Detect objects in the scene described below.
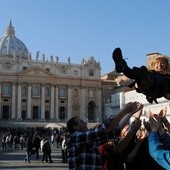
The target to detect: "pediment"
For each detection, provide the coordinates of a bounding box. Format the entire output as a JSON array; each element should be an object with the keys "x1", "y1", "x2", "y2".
[
  {"x1": 84, "y1": 56, "x2": 100, "y2": 67},
  {"x1": 17, "y1": 66, "x2": 56, "y2": 78}
]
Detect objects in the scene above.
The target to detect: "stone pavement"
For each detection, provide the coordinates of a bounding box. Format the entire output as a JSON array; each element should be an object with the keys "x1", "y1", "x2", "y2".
[{"x1": 0, "y1": 146, "x2": 68, "y2": 170}]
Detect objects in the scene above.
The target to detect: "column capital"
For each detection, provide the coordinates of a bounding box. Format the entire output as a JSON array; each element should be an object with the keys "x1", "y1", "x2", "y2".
[
  {"x1": 55, "y1": 84, "x2": 59, "y2": 88},
  {"x1": 50, "y1": 84, "x2": 55, "y2": 87},
  {"x1": 80, "y1": 86, "x2": 86, "y2": 89},
  {"x1": 12, "y1": 82, "x2": 17, "y2": 86},
  {"x1": 17, "y1": 82, "x2": 22, "y2": 86},
  {"x1": 68, "y1": 85, "x2": 73, "y2": 88}
]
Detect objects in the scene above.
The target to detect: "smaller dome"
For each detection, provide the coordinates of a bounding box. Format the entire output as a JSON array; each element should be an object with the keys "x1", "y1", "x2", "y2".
[{"x1": 0, "y1": 20, "x2": 30, "y2": 59}]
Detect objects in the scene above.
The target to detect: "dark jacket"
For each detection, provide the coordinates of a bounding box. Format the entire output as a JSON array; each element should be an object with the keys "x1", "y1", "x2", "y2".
[{"x1": 42, "y1": 140, "x2": 51, "y2": 153}]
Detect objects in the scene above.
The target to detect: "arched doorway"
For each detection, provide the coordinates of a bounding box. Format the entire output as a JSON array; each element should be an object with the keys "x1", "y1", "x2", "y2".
[
  {"x1": 59, "y1": 107, "x2": 66, "y2": 120},
  {"x1": 2, "y1": 105, "x2": 10, "y2": 119},
  {"x1": 88, "y1": 101, "x2": 96, "y2": 122},
  {"x1": 21, "y1": 110, "x2": 26, "y2": 120},
  {"x1": 45, "y1": 111, "x2": 50, "y2": 120},
  {"x1": 33, "y1": 106, "x2": 39, "y2": 120}
]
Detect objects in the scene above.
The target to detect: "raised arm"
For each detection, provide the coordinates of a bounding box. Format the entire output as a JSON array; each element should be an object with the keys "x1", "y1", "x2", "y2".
[
  {"x1": 105, "y1": 102, "x2": 143, "y2": 133},
  {"x1": 119, "y1": 104, "x2": 143, "y2": 131},
  {"x1": 114, "y1": 118, "x2": 141, "y2": 153},
  {"x1": 159, "y1": 107, "x2": 170, "y2": 133},
  {"x1": 148, "y1": 116, "x2": 170, "y2": 169}
]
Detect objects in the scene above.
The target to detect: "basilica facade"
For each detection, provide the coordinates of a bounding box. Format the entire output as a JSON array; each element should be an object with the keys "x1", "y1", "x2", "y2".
[{"x1": 0, "y1": 21, "x2": 102, "y2": 123}]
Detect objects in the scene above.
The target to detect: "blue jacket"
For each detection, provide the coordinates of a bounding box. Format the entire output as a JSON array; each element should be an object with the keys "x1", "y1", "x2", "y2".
[{"x1": 148, "y1": 131, "x2": 170, "y2": 170}]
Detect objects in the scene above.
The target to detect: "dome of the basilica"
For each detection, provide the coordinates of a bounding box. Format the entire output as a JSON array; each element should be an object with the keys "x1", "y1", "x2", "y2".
[{"x1": 0, "y1": 20, "x2": 29, "y2": 59}]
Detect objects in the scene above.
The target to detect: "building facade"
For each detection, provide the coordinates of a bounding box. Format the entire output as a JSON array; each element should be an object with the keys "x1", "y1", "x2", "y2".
[{"x1": 0, "y1": 21, "x2": 102, "y2": 123}]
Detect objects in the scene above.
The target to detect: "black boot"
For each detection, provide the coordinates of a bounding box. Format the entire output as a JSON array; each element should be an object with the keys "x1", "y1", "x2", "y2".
[{"x1": 112, "y1": 48, "x2": 127, "y2": 73}]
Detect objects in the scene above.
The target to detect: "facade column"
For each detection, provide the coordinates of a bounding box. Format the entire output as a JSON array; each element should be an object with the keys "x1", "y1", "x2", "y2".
[
  {"x1": 0, "y1": 82, "x2": 1, "y2": 119},
  {"x1": 17, "y1": 83, "x2": 22, "y2": 120},
  {"x1": 96, "y1": 88, "x2": 102, "y2": 122},
  {"x1": 27, "y1": 83, "x2": 31, "y2": 119},
  {"x1": 50, "y1": 84, "x2": 54, "y2": 119},
  {"x1": 11, "y1": 82, "x2": 16, "y2": 119},
  {"x1": 80, "y1": 87, "x2": 86, "y2": 121},
  {"x1": 55, "y1": 85, "x2": 59, "y2": 120},
  {"x1": 41, "y1": 85, "x2": 45, "y2": 120},
  {"x1": 67, "y1": 85, "x2": 72, "y2": 120}
]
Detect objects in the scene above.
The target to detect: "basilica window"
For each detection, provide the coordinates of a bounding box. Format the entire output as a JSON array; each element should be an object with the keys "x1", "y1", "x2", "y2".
[
  {"x1": 73, "y1": 70, "x2": 78, "y2": 76},
  {"x1": 45, "y1": 87, "x2": 50, "y2": 97},
  {"x1": 89, "y1": 89, "x2": 95, "y2": 98},
  {"x1": 46, "y1": 68, "x2": 50, "y2": 72},
  {"x1": 2, "y1": 84, "x2": 11, "y2": 95},
  {"x1": 59, "y1": 87, "x2": 67, "y2": 98},
  {"x1": 89, "y1": 69, "x2": 94, "y2": 76},
  {"x1": 32, "y1": 86, "x2": 40, "y2": 97},
  {"x1": 22, "y1": 86, "x2": 27, "y2": 96},
  {"x1": 23, "y1": 67, "x2": 27, "y2": 71},
  {"x1": 89, "y1": 90, "x2": 94, "y2": 98}
]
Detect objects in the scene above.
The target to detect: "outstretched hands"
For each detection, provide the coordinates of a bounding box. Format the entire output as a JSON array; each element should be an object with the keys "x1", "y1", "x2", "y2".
[
  {"x1": 122, "y1": 102, "x2": 143, "y2": 116},
  {"x1": 105, "y1": 101, "x2": 143, "y2": 133},
  {"x1": 143, "y1": 115, "x2": 163, "y2": 134},
  {"x1": 144, "y1": 107, "x2": 170, "y2": 134},
  {"x1": 149, "y1": 116, "x2": 161, "y2": 132}
]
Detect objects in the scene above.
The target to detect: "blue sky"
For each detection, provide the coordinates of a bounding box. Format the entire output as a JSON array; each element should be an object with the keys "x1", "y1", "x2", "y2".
[{"x1": 1, "y1": 0, "x2": 170, "y2": 75}]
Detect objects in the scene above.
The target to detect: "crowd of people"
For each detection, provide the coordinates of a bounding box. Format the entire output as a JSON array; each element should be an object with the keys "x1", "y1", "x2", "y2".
[
  {"x1": 66, "y1": 102, "x2": 170, "y2": 170},
  {"x1": 0, "y1": 126, "x2": 68, "y2": 163},
  {"x1": 1, "y1": 104, "x2": 169, "y2": 169}
]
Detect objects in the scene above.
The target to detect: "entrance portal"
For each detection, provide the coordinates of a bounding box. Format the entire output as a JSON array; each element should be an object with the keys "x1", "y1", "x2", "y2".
[
  {"x1": 2, "y1": 105, "x2": 10, "y2": 119},
  {"x1": 33, "y1": 106, "x2": 39, "y2": 119}
]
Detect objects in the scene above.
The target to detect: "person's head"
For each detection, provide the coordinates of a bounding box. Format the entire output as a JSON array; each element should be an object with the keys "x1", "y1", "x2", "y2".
[
  {"x1": 67, "y1": 117, "x2": 88, "y2": 134},
  {"x1": 150, "y1": 56, "x2": 169, "y2": 73}
]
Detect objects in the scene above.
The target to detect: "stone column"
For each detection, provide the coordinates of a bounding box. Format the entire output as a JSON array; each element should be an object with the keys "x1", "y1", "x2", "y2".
[
  {"x1": 50, "y1": 85, "x2": 54, "y2": 120},
  {"x1": 27, "y1": 83, "x2": 32, "y2": 119},
  {"x1": 96, "y1": 88, "x2": 102, "y2": 122},
  {"x1": 41, "y1": 85, "x2": 45, "y2": 120},
  {"x1": 11, "y1": 82, "x2": 16, "y2": 119},
  {"x1": 55, "y1": 85, "x2": 59, "y2": 120},
  {"x1": 67, "y1": 85, "x2": 72, "y2": 120},
  {"x1": 17, "y1": 83, "x2": 22, "y2": 120},
  {"x1": 80, "y1": 87, "x2": 86, "y2": 120}
]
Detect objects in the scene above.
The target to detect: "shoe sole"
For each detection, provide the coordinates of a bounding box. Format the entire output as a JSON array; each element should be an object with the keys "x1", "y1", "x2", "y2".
[{"x1": 112, "y1": 48, "x2": 123, "y2": 73}]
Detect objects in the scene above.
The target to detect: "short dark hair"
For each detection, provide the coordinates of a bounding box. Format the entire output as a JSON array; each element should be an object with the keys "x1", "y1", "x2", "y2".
[{"x1": 67, "y1": 117, "x2": 78, "y2": 134}]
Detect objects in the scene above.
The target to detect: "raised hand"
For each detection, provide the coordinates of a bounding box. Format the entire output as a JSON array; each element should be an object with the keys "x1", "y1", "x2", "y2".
[
  {"x1": 105, "y1": 101, "x2": 143, "y2": 133},
  {"x1": 159, "y1": 107, "x2": 167, "y2": 118},
  {"x1": 122, "y1": 102, "x2": 143, "y2": 116},
  {"x1": 143, "y1": 119, "x2": 151, "y2": 132},
  {"x1": 149, "y1": 116, "x2": 161, "y2": 132}
]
